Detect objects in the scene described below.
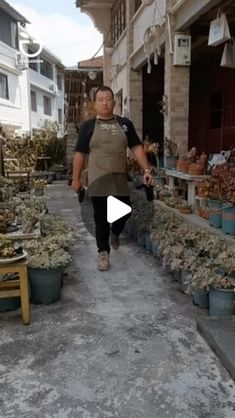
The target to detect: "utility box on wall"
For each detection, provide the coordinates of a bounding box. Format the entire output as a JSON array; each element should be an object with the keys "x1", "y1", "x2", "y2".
[{"x1": 173, "y1": 34, "x2": 191, "y2": 66}]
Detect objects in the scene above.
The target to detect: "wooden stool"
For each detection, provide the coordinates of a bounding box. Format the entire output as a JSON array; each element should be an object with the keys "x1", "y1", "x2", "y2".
[{"x1": 0, "y1": 261, "x2": 30, "y2": 325}]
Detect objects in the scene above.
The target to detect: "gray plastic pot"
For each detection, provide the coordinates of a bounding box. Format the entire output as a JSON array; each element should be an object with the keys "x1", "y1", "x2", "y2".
[
  {"x1": 137, "y1": 231, "x2": 146, "y2": 247},
  {"x1": 152, "y1": 240, "x2": 159, "y2": 257},
  {"x1": 209, "y1": 288, "x2": 235, "y2": 316},
  {"x1": 145, "y1": 232, "x2": 153, "y2": 253},
  {"x1": 193, "y1": 289, "x2": 209, "y2": 309}
]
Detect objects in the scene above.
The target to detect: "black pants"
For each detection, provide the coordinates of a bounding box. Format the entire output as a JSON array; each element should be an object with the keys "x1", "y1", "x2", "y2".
[{"x1": 91, "y1": 196, "x2": 131, "y2": 253}]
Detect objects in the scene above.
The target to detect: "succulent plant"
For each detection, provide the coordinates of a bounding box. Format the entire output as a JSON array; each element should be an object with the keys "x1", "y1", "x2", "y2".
[{"x1": 131, "y1": 189, "x2": 235, "y2": 292}]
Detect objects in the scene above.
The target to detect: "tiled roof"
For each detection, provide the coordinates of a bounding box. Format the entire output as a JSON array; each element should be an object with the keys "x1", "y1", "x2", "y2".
[{"x1": 78, "y1": 56, "x2": 103, "y2": 68}]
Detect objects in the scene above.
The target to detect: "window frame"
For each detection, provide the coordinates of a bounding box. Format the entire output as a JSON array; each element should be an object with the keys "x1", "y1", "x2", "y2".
[
  {"x1": 43, "y1": 95, "x2": 52, "y2": 116},
  {"x1": 58, "y1": 108, "x2": 63, "y2": 124},
  {"x1": 111, "y1": 0, "x2": 126, "y2": 45},
  {"x1": 40, "y1": 59, "x2": 53, "y2": 80},
  {"x1": 30, "y1": 90, "x2": 37, "y2": 112},
  {"x1": 57, "y1": 73, "x2": 63, "y2": 91},
  {"x1": 0, "y1": 72, "x2": 9, "y2": 100}
]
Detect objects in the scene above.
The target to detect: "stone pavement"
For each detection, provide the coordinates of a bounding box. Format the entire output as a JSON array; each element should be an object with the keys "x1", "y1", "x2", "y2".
[
  {"x1": 197, "y1": 317, "x2": 235, "y2": 383},
  {"x1": 0, "y1": 182, "x2": 235, "y2": 418}
]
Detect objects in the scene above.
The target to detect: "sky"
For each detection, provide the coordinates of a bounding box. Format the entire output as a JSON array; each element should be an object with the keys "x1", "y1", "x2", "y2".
[{"x1": 11, "y1": 0, "x2": 103, "y2": 66}]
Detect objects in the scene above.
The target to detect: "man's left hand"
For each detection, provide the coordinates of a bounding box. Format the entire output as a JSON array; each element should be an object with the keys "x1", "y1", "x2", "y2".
[{"x1": 143, "y1": 172, "x2": 155, "y2": 186}]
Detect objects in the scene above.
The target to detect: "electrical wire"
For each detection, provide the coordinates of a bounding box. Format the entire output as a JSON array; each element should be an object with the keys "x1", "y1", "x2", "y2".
[{"x1": 0, "y1": 2, "x2": 166, "y2": 68}]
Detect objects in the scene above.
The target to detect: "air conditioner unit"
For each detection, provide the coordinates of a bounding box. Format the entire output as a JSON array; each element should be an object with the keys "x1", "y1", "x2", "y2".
[
  {"x1": 49, "y1": 84, "x2": 58, "y2": 94},
  {"x1": 15, "y1": 53, "x2": 28, "y2": 71},
  {"x1": 173, "y1": 34, "x2": 191, "y2": 66}
]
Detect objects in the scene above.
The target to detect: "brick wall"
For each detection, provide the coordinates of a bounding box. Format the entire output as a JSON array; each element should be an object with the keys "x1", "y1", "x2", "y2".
[
  {"x1": 66, "y1": 123, "x2": 77, "y2": 164},
  {"x1": 126, "y1": 0, "x2": 143, "y2": 140},
  {"x1": 164, "y1": 22, "x2": 190, "y2": 156}
]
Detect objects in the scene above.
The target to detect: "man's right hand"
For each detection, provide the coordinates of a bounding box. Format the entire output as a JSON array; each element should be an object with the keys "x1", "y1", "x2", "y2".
[{"x1": 72, "y1": 179, "x2": 81, "y2": 193}]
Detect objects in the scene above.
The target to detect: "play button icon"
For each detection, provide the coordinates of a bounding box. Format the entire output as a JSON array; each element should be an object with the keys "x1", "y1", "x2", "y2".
[{"x1": 107, "y1": 196, "x2": 132, "y2": 223}]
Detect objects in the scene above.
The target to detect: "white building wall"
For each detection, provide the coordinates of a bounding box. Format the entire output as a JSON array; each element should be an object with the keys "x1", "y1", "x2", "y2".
[
  {"x1": 0, "y1": 40, "x2": 30, "y2": 131},
  {"x1": 132, "y1": 0, "x2": 165, "y2": 54},
  {"x1": 29, "y1": 65, "x2": 64, "y2": 130},
  {"x1": 110, "y1": 34, "x2": 128, "y2": 114}
]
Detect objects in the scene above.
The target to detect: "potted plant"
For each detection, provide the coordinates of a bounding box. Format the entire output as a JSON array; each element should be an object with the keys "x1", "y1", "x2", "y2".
[
  {"x1": 206, "y1": 164, "x2": 235, "y2": 230},
  {"x1": 164, "y1": 137, "x2": 178, "y2": 169},
  {"x1": 221, "y1": 166, "x2": 235, "y2": 235},
  {"x1": 50, "y1": 163, "x2": 64, "y2": 180},
  {"x1": 25, "y1": 237, "x2": 71, "y2": 304},
  {"x1": 21, "y1": 208, "x2": 41, "y2": 234},
  {"x1": 206, "y1": 167, "x2": 225, "y2": 228},
  {"x1": 176, "y1": 147, "x2": 198, "y2": 173},
  {"x1": 33, "y1": 179, "x2": 46, "y2": 196}
]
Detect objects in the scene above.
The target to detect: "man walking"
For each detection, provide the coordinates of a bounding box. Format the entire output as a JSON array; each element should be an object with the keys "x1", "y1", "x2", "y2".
[{"x1": 72, "y1": 86, "x2": 153, "y2": 271}]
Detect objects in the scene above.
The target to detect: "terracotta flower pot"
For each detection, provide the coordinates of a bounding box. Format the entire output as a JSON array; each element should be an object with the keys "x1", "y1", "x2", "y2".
[
  {"x1": 188, "y1": 164, "x2": 204, "y2": 176},
  {"x1": 176, "y1": 160, "x2": 189, "y2": 173},
  {"x1": 179, "y1": 206, "x2": 192, "y2": 214}
]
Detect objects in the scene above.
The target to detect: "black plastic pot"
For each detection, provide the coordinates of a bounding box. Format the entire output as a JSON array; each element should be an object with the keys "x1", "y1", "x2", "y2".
[{"x1": 29, "y1": 267, "x2": 62, "y2": 305}]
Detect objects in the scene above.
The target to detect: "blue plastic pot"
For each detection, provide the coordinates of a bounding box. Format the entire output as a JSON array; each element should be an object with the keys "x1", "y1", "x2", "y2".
[
  {"x1": 0, "y1": 297, "x2": 20, "y2": 312},
  {"x1": 209, "y1": 199, "x2": 222, "y2": 228},
  {"x1": 193, "y1": 289, "x2": 209, "y2": 309},
  {"x1": 222, "y1": 206, "x2": 235, "y2": 236},
  {"x1": 209, "y1": 288, "x2": 235, "y2": 316}
]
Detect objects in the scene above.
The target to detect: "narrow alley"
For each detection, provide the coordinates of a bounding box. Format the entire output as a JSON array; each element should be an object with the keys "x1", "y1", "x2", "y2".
[{"x1": 1, "y1": 182, "x2": 235, "y2": 418}]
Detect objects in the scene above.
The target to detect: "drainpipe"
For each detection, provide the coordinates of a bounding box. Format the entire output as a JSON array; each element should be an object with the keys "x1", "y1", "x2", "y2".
[{"x1": 166, "y1": 13, "x2": 173, "y2": 54}]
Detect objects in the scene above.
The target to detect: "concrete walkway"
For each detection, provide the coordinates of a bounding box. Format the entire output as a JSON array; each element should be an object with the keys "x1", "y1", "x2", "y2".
[{"x1": 0, "y1": 182, "x2": 235, "y2": 418}]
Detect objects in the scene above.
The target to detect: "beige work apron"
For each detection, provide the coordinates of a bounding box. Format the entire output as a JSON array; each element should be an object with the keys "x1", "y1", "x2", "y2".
[{"x1": 87, "y1": 118, "x2": 130, "y2": 197}]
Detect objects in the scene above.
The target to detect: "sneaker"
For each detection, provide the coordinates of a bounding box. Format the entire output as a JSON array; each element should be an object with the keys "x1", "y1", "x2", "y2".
[
  {"x1": 110, "y1": 232, "x2": 120, "y2": 250},
  {"x1": 97, "y1": 251, "x2": 110, "y2": 271}
]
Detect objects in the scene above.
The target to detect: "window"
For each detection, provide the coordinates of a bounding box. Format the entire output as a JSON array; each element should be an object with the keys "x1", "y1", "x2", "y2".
[
  {"x1": 43, "y1": 96, "x2": 52, "y2": 115},
  {"x1": 0, "y1": 73, "x2": 9, "y2": 100},
  {"x1": 40, "y1": 59, "x2": 53, "y2": 80},
  {"x1": 58, "y1": 108, "x2": 63, "y2": 124},
  {"x1": 10, "y1": 22, "x2": 17, "y2": 49},
  {"x1": 57, "y1": 73, "x2": 63, "y2": 91},
  {"x1": 111, "y1": 0, "x2": 126, "y2": 45},
  {"x1": 28, "y1": 51, "x2": 38, "y2": 72},
  {"x1": 0, "y1": 11, "x2": 18, "y2": 49},
  {"x1": 210, "y1": 91, "x2": 223, "y2": 129},
  {"x1": 31, "y1": 90, "x2": 37, "y2": 112}
]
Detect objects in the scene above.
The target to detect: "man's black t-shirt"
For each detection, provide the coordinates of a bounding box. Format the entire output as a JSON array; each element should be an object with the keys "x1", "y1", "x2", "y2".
[{"x1": 74, "y1": 115, "x2": 141, "y2": 153}]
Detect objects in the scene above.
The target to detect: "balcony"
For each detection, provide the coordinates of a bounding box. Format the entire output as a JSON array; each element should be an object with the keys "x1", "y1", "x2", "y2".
[{"x1": 76, "y1": 0, "x2": 114, "y2": 33}]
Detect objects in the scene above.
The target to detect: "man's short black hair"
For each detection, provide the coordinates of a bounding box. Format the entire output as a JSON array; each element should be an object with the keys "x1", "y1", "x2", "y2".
[{"x1": 95, "y1": 85, "x2": 114, "y2": 100}]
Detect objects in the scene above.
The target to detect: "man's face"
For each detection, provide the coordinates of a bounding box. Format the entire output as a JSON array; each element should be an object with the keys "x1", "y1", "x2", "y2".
[{"x1": 95, "y1": 90, "x2": 115, "y2": 118}]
